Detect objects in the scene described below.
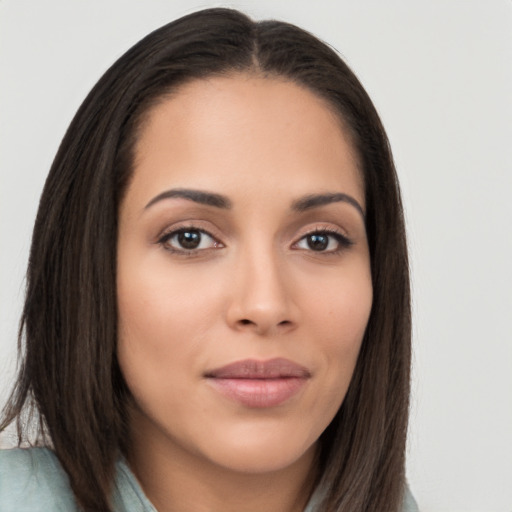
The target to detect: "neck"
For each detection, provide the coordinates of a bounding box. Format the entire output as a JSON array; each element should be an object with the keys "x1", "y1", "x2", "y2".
[{"x1": 126, "y1": 417, "x2": 318, "y2": 512}]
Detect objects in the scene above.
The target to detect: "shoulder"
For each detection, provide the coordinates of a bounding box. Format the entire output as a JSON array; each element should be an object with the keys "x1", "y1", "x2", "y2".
[
  {"x1": 402, "y1": 483, "x2": 420, "y2": 512},
  {"x1": 0, "y1": 447, "x2": 79, "y2": 512},
  {"x1": 305, "y1": 481, "x2": 419, "y2": 512}
]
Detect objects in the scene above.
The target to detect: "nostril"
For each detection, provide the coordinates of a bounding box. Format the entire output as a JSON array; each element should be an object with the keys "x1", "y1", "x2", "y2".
[
  {"x1": 234, "y1": 317, "x2": 294, "y2": 332},
  {"x1": 238, "y1": 319, "x2": 291, "y2": 327}
]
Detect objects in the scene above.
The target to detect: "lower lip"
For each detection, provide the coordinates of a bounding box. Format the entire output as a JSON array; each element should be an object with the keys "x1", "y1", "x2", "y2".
[{"x1": 207, "y1": 377, "x2": 307, "y2": 408}]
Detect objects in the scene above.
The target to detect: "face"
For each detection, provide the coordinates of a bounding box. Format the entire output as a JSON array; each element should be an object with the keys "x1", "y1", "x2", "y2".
[{"x1": 117, "y1": 74, "x2": 372, "y2": 476}]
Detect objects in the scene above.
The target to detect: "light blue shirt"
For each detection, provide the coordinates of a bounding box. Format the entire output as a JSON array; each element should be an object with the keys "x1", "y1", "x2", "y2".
[{"x1": 0, "y1": 447, "x2": 418, "y2": 511}]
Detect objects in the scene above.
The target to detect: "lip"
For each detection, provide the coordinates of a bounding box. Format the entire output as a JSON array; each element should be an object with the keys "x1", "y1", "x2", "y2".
[{"x1": 204, "y1": 358, "x2": 310, "y2": 408}]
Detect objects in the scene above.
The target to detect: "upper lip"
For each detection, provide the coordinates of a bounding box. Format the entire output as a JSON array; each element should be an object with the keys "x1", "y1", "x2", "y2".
[{"x1": 205, "y1": 358, "x2": 311, "y2": 379}]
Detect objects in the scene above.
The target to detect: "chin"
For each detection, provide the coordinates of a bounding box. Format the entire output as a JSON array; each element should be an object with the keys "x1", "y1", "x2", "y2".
[{"x1": 195, "y1": 422, "x2": 319, "y2": 475}]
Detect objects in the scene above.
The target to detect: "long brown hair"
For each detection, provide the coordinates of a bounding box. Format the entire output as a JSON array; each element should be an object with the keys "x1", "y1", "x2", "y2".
[{"x1": 1, "y1": 8, "x2": 411, "y2": 511}]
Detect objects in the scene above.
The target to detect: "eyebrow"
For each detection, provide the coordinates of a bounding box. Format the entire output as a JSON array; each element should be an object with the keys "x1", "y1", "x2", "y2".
[
  {"x1": 292, "y1": 193, "x2": 365, "y2": 219},
  {"x1": 145, "y1": 188, "x2": 232, "y2": 210},
  {"x1": 144, "y1": 188, "x2": 364, "y2": 219}
]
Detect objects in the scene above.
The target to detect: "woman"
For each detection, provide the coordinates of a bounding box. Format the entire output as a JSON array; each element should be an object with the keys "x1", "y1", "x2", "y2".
[{"x1": 0, "y1": 8, "x2": 416, "y2": 512}]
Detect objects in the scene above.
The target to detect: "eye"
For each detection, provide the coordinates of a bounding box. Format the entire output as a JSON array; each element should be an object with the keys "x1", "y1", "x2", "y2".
[
  {"x1": 294, "y1": 230, "x2": 352, "y2": 253},
  {"x1": 158, "y1": 228, "x2": 221, "y2": 252}
]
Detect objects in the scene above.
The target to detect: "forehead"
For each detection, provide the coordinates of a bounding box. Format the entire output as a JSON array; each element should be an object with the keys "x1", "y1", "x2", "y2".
[{"x1": 128, "y1": 74, "x2": 364, "y2": 209}]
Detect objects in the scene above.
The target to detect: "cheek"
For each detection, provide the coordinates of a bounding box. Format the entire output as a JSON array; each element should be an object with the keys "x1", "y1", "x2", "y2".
[
  {"x1": 303, "y1": 265, "x2": 372, "y2": 404},
  {"x1": 115, "y1": 253, "x2": 235, "y2": 413},
  {"x1": 304, "y1": 261, "x2": 372, "y2": 345},
  {"x1": 116, "y1": 259, "x2": 203, "y2": 398},
  {"x1": 117, "y1": 255, "x2": 221, "y2": 346},
  {"x1": 116, "y1": 286, "x2": 202, "y2": 434}
]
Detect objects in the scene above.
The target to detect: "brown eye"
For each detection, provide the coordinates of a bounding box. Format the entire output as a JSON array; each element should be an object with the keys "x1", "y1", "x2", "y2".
[
  {"x1": 306, "y1": 234, "x2": 329, "y2": 251},
  {"x1": 159, "y1": 228, "x2": 220, "y2": 252},
  {"x1": 295, "y1": 230, "x2": 353, "y2": 253},
  {"x1": 177, "y1": 230, "x2": 202, "y2": 249}
]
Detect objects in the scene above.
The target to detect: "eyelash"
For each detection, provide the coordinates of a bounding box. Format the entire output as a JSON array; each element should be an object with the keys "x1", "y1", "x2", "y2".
[
  {"x1": 156, "y1": 226, "x2": 353, "y2": 256},
  {"x1": 157, "y1": 227, "x2": 222, "y2": 256},
  {"x1": 293, "y1": 228, "x2": 353, "y2": 255}
]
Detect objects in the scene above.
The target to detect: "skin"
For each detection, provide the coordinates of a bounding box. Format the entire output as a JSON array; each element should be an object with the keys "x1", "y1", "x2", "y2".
[{"x1": 117, "y1": 74, "x2": 373, "y2": 512}]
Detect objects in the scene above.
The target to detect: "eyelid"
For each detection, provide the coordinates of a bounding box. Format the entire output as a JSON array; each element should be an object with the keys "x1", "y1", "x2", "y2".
[
  {"x1": 156, "y1": 223, "x2": 224, "y2": 255},
  {"x1": 291, "y1": 224, "x2": 354, "y2": 253},
  {"x1": 154, "y1": 218, "x2": 223, "y2": 243}
]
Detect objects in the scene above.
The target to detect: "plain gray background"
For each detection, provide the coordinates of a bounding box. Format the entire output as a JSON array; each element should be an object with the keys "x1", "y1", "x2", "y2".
[{"x1": 1, "y1": 1, "x2": 511, "y2": 511}]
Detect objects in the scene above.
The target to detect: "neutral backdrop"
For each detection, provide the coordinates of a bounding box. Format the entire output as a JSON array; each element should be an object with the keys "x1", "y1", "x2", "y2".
[{"x1": 1, "y1": 1, "x2": 511, "y2": 511}]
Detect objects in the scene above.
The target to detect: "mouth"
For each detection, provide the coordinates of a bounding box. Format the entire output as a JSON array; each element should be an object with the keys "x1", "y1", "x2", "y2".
[{"x1": 204, "y1": 358, "x2": 310, "y2": 408}]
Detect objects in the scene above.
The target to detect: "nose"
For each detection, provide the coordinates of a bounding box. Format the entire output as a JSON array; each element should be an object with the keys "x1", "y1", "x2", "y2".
[{"x1": 225, "y1": 246, "x2": 297, "y2": 336}]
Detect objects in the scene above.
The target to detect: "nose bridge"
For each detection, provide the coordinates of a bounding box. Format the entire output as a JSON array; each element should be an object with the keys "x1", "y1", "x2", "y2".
[{"x1": 227, "y1": 236, "x2": 294, "y2": 333}]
